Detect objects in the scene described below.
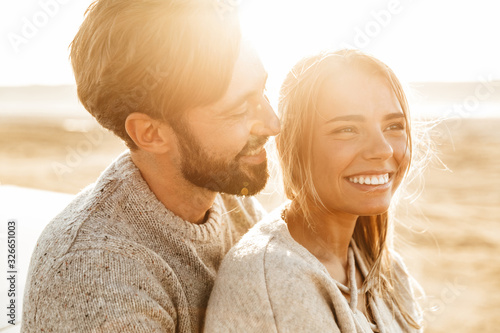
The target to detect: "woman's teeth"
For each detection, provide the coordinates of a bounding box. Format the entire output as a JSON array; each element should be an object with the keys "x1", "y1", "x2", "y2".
[{"x1": 348, "y1": 174, "x2": 389, "y2": 185}]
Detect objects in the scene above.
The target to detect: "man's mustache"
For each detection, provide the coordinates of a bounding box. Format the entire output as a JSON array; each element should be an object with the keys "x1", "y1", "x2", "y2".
[{"x1": 237, "y1": 136, "x2": 269, "y2": 157}]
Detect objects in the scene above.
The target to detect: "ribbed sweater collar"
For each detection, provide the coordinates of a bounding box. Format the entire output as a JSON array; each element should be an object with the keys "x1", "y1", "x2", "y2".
[{"x1": 95, "y1": 150, "x2": 224, "y2": 242}]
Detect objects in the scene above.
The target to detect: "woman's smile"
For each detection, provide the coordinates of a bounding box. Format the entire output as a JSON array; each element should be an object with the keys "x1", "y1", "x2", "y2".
[{"x1": 345, "y1": 172, "x2": 394, "y2": 193}]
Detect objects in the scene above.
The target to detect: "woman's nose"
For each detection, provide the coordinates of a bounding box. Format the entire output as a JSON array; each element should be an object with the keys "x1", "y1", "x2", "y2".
[{"x1": 362, "y1": 130, "x2": 393, "y2": 161}]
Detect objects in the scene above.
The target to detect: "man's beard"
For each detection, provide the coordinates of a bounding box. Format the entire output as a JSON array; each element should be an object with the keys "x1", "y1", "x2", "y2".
[{"x1": 173, "y1": 124, "x2": 269, "y2": 196}]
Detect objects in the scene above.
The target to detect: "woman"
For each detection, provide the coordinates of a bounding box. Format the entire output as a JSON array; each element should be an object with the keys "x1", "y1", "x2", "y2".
[{"x1": 204, "y1": 50, "x2": 424, "y2": 332}]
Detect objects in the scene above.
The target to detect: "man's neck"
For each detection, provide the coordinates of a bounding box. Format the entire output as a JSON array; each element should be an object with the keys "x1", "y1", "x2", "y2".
[{"x1": 131, "y1": 151, "x2": 217, "y2": 224}]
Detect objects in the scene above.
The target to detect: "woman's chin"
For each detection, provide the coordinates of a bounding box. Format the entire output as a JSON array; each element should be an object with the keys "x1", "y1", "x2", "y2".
[{"x1": 352, "y1": 203, "x2": 391, "y2": 217}]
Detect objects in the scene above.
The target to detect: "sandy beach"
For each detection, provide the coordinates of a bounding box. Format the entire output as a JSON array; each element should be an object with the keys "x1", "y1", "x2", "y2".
[{"x1": 1, "y1": 115, "x2": 499, "y2": 332}]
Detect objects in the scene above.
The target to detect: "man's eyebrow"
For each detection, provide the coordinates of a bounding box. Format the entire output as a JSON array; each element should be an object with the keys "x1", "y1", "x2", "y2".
[
  {"x1": 325, "y1": 112, "x2": 404, "y2": 124},
  {"x1": 221, "y1": 73, "x2": 268, "y2": 114}
]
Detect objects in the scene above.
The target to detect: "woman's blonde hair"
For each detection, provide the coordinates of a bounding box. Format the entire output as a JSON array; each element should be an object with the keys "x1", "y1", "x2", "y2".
[
  {"x1": 70, "y1": 0, "x2": 241, "y2": 149},
  {"x1": 277, "y1": 49, "x2": 421, "y2": 329}
]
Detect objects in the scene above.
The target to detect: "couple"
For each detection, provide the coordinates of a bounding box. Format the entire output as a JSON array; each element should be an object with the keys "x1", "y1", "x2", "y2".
[{"x1": 22, "y1": 0, "x2": 423, "y2": 332}]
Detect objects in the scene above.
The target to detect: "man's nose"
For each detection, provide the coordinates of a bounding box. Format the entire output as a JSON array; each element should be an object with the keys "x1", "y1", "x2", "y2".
[{"x1": 249, "y1": 98, "x2": 280, "y2": 137}]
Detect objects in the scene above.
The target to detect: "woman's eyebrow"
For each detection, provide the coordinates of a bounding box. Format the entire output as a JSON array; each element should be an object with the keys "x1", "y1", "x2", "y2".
[
  {"x1": 383, "y1": 112, "x2": 405, "y2": 120},
  {"x1": 325, "y1": 112, "x2": 404, "y2": 124},
  {"x1": 325, "y1": 115, "x2": 364, "y2": 123}
]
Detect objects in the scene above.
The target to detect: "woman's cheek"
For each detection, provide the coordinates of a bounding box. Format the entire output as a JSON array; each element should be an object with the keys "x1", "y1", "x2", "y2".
[{"x1": 397, "y1": 141, "x2": 411, "y2": 170}]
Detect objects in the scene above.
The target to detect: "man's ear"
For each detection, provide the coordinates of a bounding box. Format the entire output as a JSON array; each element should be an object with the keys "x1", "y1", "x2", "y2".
[{"x1": 125, "y1": 113, "x2": 174, "y2": 154}]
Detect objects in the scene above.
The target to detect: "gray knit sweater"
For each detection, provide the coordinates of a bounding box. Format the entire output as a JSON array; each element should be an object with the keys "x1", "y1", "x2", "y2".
[
  {"x1": 21, "y1": 151, "x2": 265, "y2": 333},
  {"x1": 204, "y1": 206, "x2": 423, "y2": 333}
]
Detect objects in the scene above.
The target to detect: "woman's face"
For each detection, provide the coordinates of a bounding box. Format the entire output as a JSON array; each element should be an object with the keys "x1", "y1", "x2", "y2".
[{"x1": 310, "y1": 68, "x2": 410, "y2": 217}]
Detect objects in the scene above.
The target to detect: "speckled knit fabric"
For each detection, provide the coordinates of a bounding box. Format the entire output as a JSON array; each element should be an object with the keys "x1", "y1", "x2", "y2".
[
  {"x1": 205, "y1": 206, "x2": 423, "y2": 333},
  {"x1": 21, "y1": 151, "x2": 265, "y2": 333}
]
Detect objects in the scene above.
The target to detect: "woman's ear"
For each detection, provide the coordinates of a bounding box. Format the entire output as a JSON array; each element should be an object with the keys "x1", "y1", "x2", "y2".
[{"x1": 125, "y1": 113, "x2": 174, "y2": 154}]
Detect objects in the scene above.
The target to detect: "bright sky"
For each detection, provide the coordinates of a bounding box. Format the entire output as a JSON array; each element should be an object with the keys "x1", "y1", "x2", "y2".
[{"x1": 1, "y1": 0, "x2": 499, "y2": 89}]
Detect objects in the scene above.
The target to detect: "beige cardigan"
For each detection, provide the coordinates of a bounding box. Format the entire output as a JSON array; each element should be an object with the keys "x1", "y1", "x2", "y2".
[{"x1": 205, "y1": 207, "x2": 423, "y2": 332}]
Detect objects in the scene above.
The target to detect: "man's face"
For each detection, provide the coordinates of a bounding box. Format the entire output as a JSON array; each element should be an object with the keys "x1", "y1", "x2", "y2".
[{"x1": 173, "y1": 43, "x2": 280, "y2": 196}]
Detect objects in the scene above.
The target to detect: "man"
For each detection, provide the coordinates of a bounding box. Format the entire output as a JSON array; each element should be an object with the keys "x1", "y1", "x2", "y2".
[{"x1": 21, "y1": 0, "x2": 279, "y2": 331}]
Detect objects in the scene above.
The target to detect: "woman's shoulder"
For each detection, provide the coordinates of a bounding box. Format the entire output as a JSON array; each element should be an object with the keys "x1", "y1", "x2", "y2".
[
  {"x1": 388, "y1": 249, "x2": 425, "y2": 328},
  {"x1": 389, "y1": 249, "x2": 420, "y2": 286},
  {"x1": 205, "y1": 206, "x2": 296, "y2": 332},
  {"x1": 388, "y1": 249, "x2": 420, "y2": 291},
  {"x1": 223, "y1": 205, "x2": 289, "y2": 264},
  {"x1": 206, "y1": 205, "x2": 342, "y2": 332},
  {"x1": 218, "y1": 203, "x2": 320, "y2": 279}
]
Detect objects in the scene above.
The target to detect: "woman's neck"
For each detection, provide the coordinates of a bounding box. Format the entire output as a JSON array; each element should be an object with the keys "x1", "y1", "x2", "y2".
[{"x1": 285, "y1": 201, "x2": 359, "y2": 267}]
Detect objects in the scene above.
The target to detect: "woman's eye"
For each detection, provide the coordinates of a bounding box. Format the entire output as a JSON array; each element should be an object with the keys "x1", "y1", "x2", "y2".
[
  {"x1": 386, "y1": 123, "x2": 405, "y2": 131},
  {"x1": 335, "y1": 127, "x2": 356, "y2": 134}
]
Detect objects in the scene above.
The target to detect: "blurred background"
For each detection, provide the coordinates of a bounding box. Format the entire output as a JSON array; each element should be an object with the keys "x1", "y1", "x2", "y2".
[{"x1": 1, "y1": 0, "x2": 499, "y2": 331}]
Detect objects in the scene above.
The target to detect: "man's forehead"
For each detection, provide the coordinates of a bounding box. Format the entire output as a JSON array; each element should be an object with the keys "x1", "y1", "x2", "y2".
[
  {"x1": 194, "y1": 42, "x2": 267, "y2": 116},
  {"x1": 230, "y1": 42, "x2": 266, "y2": 87}
]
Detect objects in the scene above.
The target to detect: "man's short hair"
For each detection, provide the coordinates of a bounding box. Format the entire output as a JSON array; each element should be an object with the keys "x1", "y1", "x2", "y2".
[{"x1": 70, "y1": 0, "x2": 241, "y2": 149}]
